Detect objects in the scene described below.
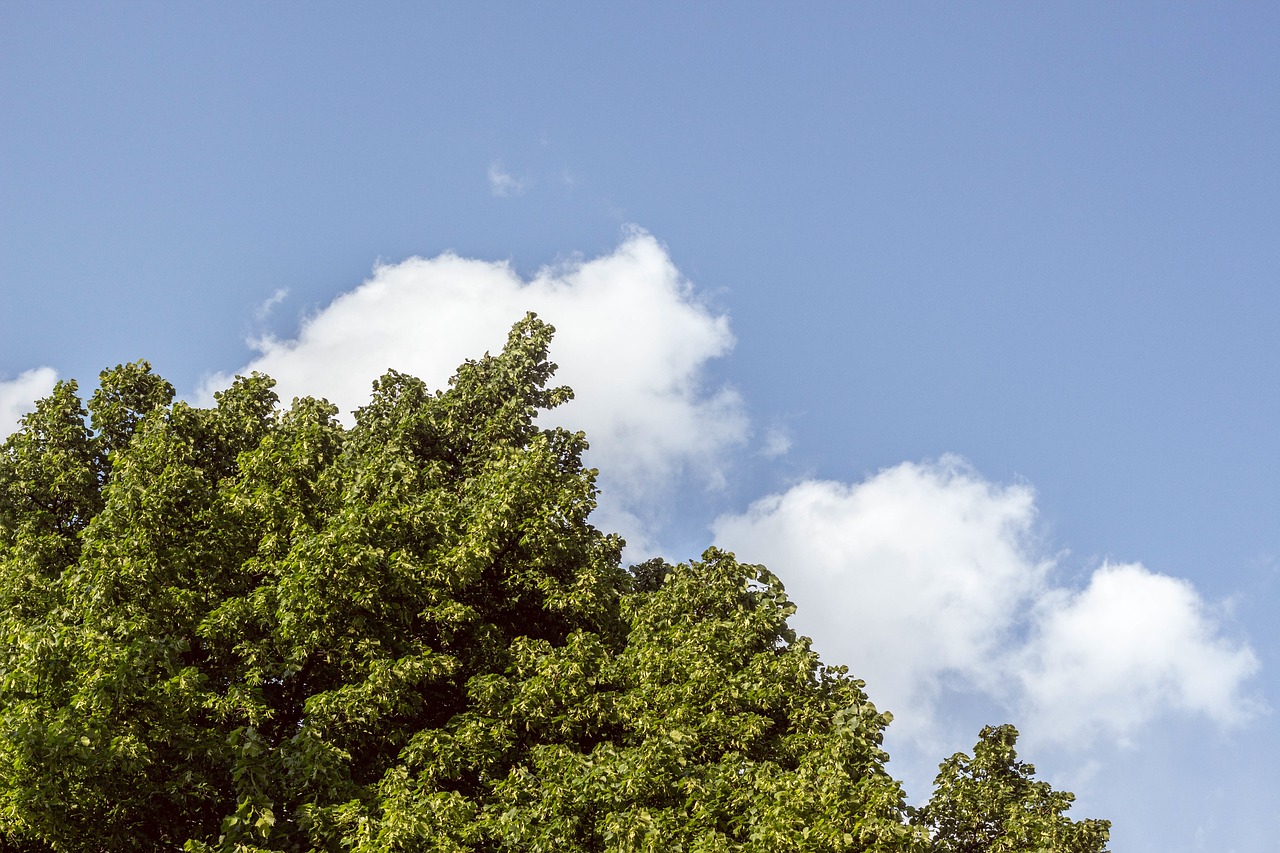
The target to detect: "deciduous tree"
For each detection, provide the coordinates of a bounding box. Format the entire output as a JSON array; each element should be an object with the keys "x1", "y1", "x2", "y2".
[{"x1": 0, "y1": 315, "x2": 941, "y2": 852}]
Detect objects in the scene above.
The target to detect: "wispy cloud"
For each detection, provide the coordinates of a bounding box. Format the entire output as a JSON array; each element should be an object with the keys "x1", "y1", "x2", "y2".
[
  {"x1": 0, "y1": 367, "x2": 59, "y2": 439},
  {"x1": 760, "y1": 425, "x2": 792, "y2": 458},
  {"x1": 253, "y1": 288, "x2": 289, "y2": 323},
  {"x1": 487, "y1": 162, "x2": 528, "y2": 197},
  {"x1": 200, "y1": 230, "x2": 747, "y2": 552}
]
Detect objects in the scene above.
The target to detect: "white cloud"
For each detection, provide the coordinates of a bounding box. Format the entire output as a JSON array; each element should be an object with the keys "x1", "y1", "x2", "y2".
[
  {"x1": 0, "y1": 367, "x2": 59, "y2": 440},
  {"x1": 1015, "y1": 562, "x2": 1261, "y2": 743},
  {"x1": 254, "y1": 288, "x2": 288, "y2": 323},
  {"x1": 712, "y1": 457, "x2": 1261, "y2": 747},
  {"x1": 487, "y1": 162, "x2": 527, "y2": 197},
  {"x1": 199, "y1": 231, "x2": 747, "y2": 552}
]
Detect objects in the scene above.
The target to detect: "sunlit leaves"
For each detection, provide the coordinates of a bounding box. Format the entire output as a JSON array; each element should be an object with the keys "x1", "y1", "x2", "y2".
[{"x1": 913, "y1": 725, "x2": 1110, "y2": 853}]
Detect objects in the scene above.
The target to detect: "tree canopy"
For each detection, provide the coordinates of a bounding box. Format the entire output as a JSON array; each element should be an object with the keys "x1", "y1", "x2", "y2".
[
  {"x1": 911, "y1": 725, "x2": 1110, "y2": 853},
  {"x1": 0, "y1": 314, "x2": 1108, "y2": 851}
]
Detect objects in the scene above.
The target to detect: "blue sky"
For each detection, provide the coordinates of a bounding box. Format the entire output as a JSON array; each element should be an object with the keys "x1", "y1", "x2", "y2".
[{"x1": 3, "y1": 3, "x2": 1278, "y2": 849}]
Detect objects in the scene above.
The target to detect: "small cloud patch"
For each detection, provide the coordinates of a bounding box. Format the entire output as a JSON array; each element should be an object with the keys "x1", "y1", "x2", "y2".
[{"x1": 488, "y1": 162, "x2": 527, "y2": 197}]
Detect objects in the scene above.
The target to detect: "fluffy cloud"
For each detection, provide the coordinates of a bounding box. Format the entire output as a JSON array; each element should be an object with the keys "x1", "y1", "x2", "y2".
[
  {"x1": 712, "y1": 457, "x2": 1260, "y2": 746},
  {"x1": 1016, "y1": 563, "x2": 1261, "y2": 742},
  {"x1": 199, "y1": 231, "x2": 747, "y2": 550},
  {"x1": 713, "y1": 457, "x2": 1047, "y2": 734},
  {"x1": 0, "y1": 367, "x2": 59, "y2": 439}
]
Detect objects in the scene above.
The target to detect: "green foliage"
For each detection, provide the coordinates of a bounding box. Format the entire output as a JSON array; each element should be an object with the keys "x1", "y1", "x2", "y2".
[
  {"x1": 913, "y1": 725, "x2": 1110, "y2": 853},
  {"x1": 434, "y1": 549, "x2": 921, "y2": 853},
  {"x1": 0, "y1": 316, "x2": 1107, "y2": 851}
]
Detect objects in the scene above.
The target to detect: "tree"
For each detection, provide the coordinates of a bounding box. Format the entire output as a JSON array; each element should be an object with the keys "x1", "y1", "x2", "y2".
[
  {"x1": 0, "y1": 315, "x2": 928, "y2": 852},
  {"x1": 913, "y1": 725, "x2": 1110, "y2": 853}
]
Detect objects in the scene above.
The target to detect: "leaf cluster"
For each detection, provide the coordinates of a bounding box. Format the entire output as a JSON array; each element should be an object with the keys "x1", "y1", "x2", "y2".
[{"x1": 911, "y1": 726, "x2": 1109, "y2": 853}]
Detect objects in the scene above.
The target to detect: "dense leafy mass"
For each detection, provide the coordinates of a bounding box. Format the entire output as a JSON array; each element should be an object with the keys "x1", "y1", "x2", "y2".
[
  {"x1": 0, "y1": 315, "x2": 1107, "y2": 851},
  {"x1": 912, "y1": 726, "x2": 1109, "y2": 853}
]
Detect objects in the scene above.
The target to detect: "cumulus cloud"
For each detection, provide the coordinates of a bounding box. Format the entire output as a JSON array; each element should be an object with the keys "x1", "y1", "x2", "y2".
[
  {"x1": 199, "y1": 231, "x2": 747, "y2": 551},
  {"x1": 487, "y1": 162, "x2": 527, "y2": 197},
  {"x1": 1016, "y1": 563, "x2": 1261, "y2": 742},
  {"x1": 0, "y1": 367, "x2": 59, "y2": 440},
  {"x1": 712, "y1": 457, "x2": 1261, "y2": 746}
]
